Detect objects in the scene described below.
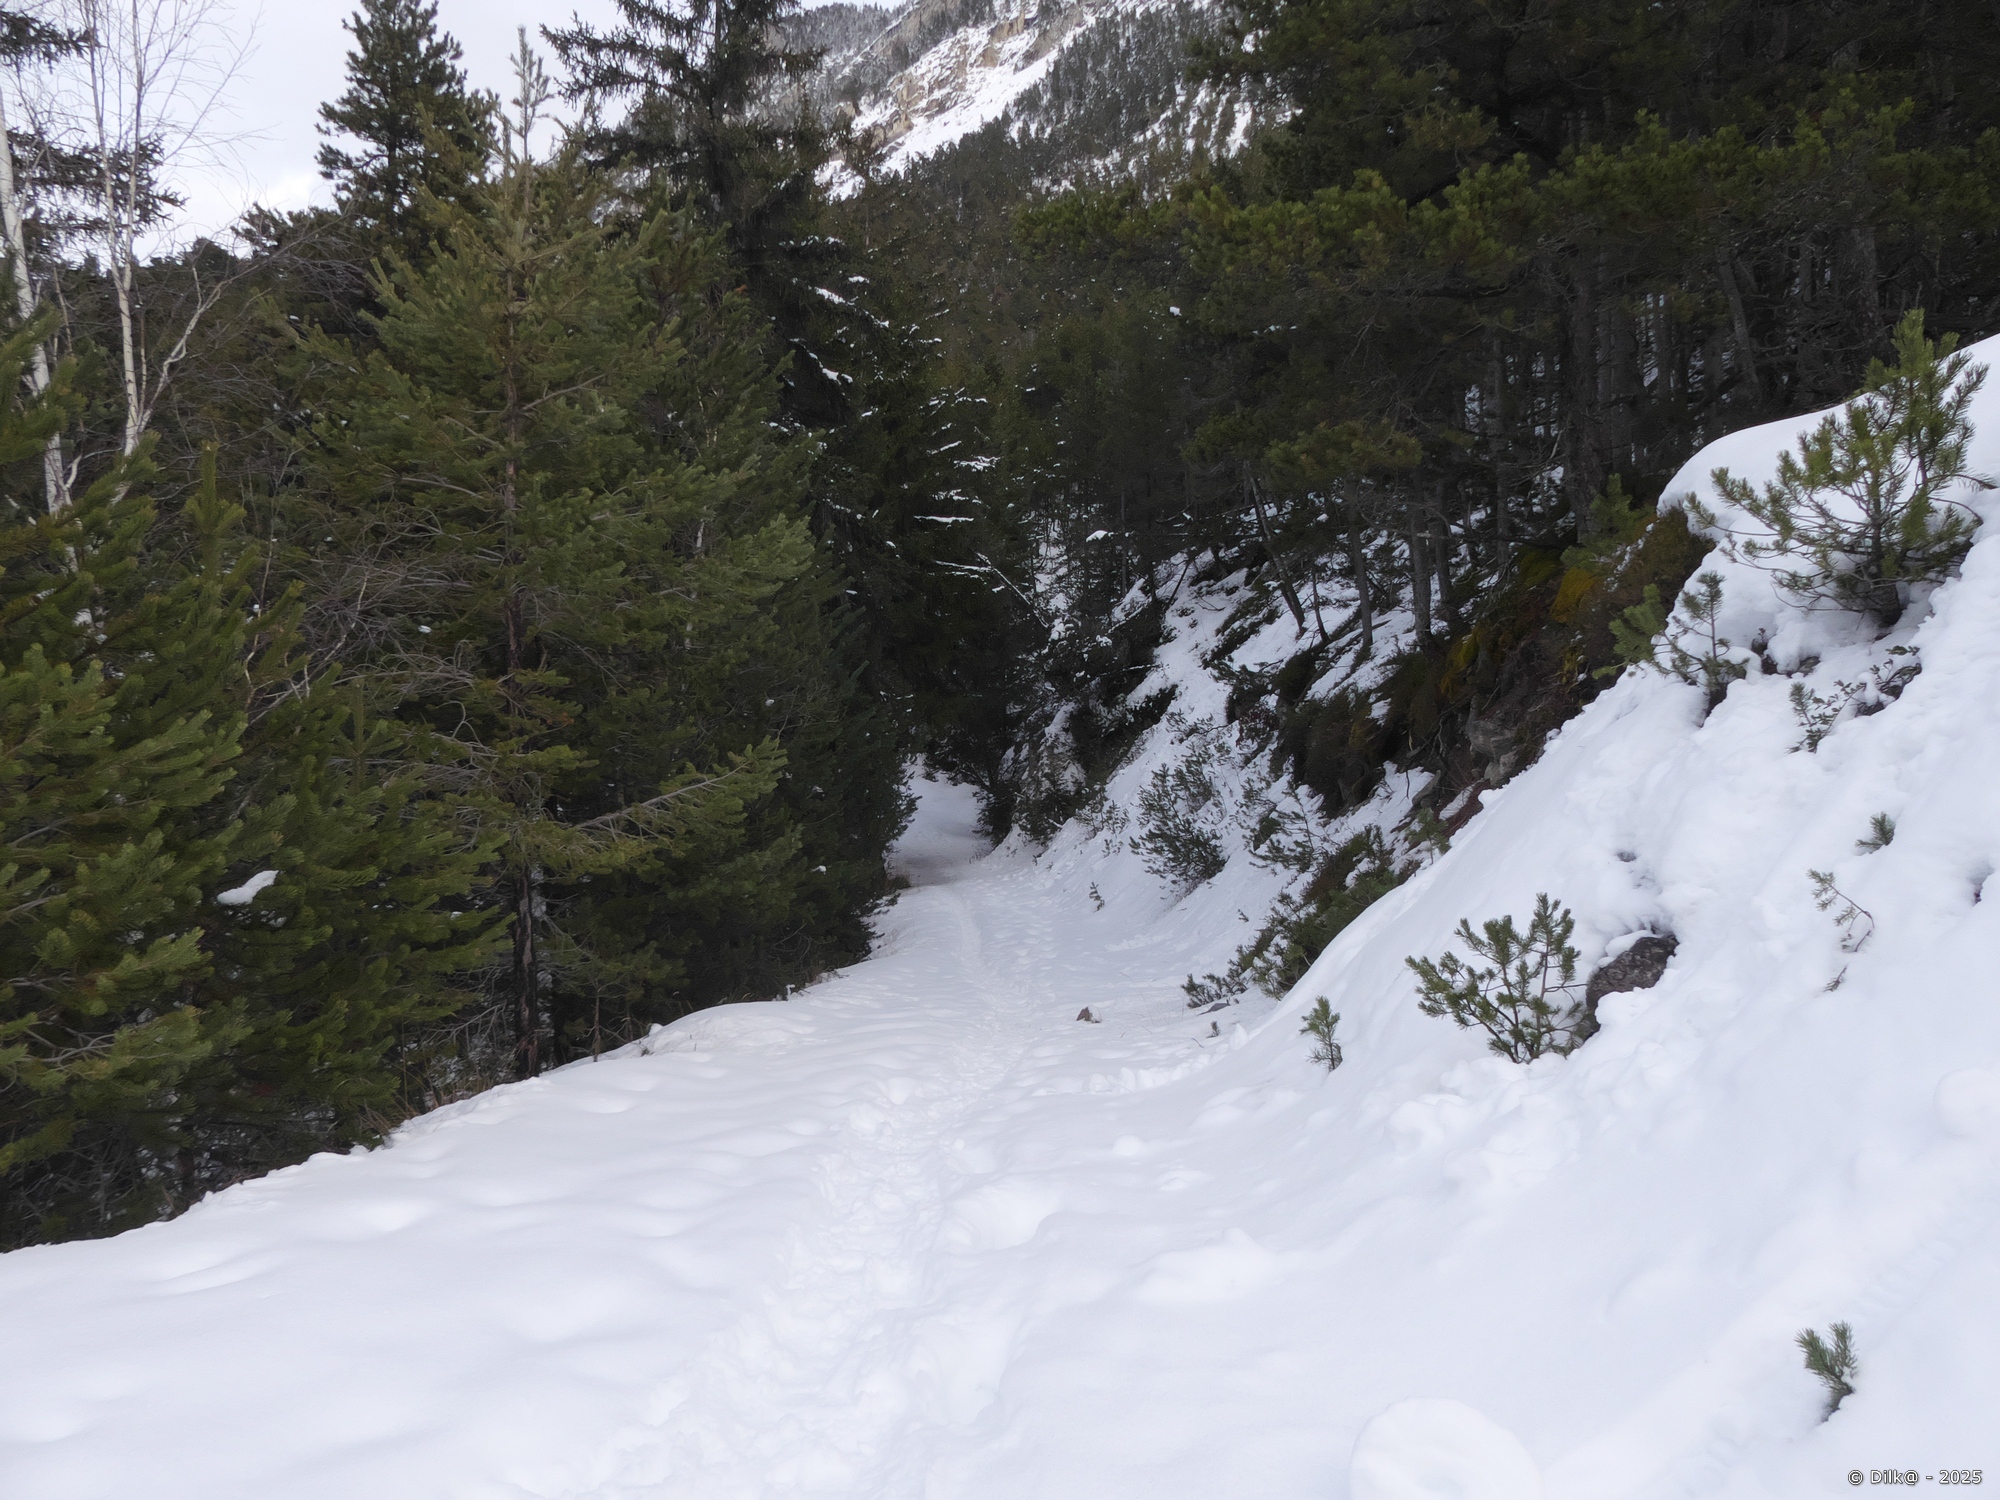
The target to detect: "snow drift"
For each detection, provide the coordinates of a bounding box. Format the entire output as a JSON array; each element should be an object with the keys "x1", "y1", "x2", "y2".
[{"x1": 5, "y1": 343, "x2": 2000, "y2": 1497}]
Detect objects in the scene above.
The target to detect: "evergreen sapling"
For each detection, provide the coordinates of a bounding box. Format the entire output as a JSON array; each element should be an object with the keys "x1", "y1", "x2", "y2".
[
  {"x1": 1797, "y1": 1322, "x2": 1858, "y2": 1416},
  {"x1": 1607, "y1": 571, "x2": 1747, "y2": 711},
  {"x1": 1299, "y1": 998, "x2": 1343, "y2": 1070},
  {"x1": 1704, "y1": 311, "x2": 1991, "y2": 629},
  {"x1": 1406, "y1": 894, "x2": 1585, "y2": 1061}
]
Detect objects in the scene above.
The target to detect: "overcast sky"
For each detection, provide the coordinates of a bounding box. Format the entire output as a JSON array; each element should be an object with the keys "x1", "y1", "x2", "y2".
[{"x1": 175, "y1": 0, "x2": 625, "y2": 241}]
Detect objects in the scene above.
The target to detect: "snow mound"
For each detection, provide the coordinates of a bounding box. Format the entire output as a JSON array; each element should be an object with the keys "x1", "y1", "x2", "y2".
[{"x1": 1349, "y1": 1399, "x2": 1544, "y2": 1500}]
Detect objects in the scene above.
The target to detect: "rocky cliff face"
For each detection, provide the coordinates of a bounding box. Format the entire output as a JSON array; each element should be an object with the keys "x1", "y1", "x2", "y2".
[{"x1": 790, "y1": 0, "x2": 1253, "y2": 186}]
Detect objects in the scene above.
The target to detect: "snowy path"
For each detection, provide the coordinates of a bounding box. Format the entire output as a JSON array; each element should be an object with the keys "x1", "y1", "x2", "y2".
[
  {"x1": 13, "y1": 420, "x2": 2000, "y2": 1497},
  {"x1": 0, "y1": 782, "x2": 1283, "y2": 1500}
]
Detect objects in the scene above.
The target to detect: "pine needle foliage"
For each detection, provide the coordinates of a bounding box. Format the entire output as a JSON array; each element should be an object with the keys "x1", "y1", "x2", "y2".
[
  {"x1": 0, "y1": 324, "x2": 247, "y2": 1244},
  {"x1": 317, "y1": 0, "x2": 495, "y2": 248},
  {"x1": 1797, "y1": 1321, "x2": 1858, "y2": 1417},
  {"x1": 1855, "y1": 813, "x2": 1896, "y2": 852},
  {"x1": 1809, "y1": 870, "x2": 1874, "y2": 952},
  {"x1": 1406, "y1": 894, "x2": 1584, "y2": 1062},
  {"x1": 1608, "y1": 571, "x2": 1747, "y2": 710},
  {"x1": 1708, "y1": 311, "x2": 1991, "y2": 628},
  {"x1": 1299, "y1": 997, "x2": 1343, "y2": 1070},
  {"x1": 296, "y1": 133, "x2": 838, "y2": 1076}
]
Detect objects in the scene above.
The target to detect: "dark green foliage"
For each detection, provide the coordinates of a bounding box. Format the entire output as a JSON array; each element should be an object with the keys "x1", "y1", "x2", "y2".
[
  {"x1": 1797, "y1": 1322, "x2": 1859, "y2": 1417},
  {"x1": 0, "y1": 342, "x2": 270, "y2": 1238},
  {"x1": 317, "y1": 0, "x2": 495, "y2": 250},
  {"x1": 1258, "y1": 828, "x2": 1407, "y2": 995},
  {"x1": 1299, "y1": 997, "x2": 1342, "y2": 1071},
  {"x1": 0, "y1": 305, "x2": 499, "y2": 1242},
  {"x1": 1790, "y1": 682, "x2": 1847, "y2": 753},
  {"x1": 293, "y1": 144, "x2": 845, "y2": 1074},
  {"x1": 1407, "y1": 894, "x2": 1584, "y2": 1062},
  {"x1": 1809, "y1": 870, "x2": 1874, "y2": 953},
  {"x1": 546, "y1": 0, "x2": 824, "y2": 272},
  {"x1": 0, "y1": 347, "x2": 245, "y2": 1240},
  {"x1": 1856, "y1": 813, "x2": 1896, "y2": 852},
  {"x1": 1787, "y1": 648, "x2": 1922, "y2": 752},
  {"x1": 1609, "y1": 572, "x2": 1748, "y2": 712},
  {"x1": 1710, "y1": 313, "x2": 1991, "y2": 628},
  {"x1": 1133, "y1": 718, "x2": 1230, "y2": 890}
]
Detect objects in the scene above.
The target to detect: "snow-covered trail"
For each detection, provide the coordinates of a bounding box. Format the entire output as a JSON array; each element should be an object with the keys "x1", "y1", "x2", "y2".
[
  {"x1": 0, "y1": 782, "x2": 1281, "y2": 1500},
  {"x1": 15, "y1": 363, "x2": 2000, "y2": 1495}
]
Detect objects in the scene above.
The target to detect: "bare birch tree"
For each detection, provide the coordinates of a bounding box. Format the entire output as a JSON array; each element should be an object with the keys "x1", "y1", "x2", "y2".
[
  {"x1": 0, "y1": 10, "x2": 86, "y2": 506},
  {"x1": 4, "y1": 0, "x2": 249, "y2": 481},
  {"x1": 68, "y1": 0, "x2": 246, "y2": 454}
]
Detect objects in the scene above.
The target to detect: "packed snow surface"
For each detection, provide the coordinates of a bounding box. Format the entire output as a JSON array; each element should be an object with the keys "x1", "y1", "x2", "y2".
[{"x1": 9, "y1": 361, "x2": 2000, "y2": 1494}]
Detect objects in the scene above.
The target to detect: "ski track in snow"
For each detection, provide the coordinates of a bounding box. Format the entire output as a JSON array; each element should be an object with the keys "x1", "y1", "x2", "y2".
[{"x1": 11, "y1": 354, "x2": 2000, "y2": 1495}]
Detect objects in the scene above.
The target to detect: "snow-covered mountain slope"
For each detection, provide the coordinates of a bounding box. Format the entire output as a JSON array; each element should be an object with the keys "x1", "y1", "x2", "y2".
[
  {"x1": 810, "y1": 0, "x2": 1245, "y2": 183},
  {"x1": 7, "y1": 354, "x2": 2000, "y2": 1495}
]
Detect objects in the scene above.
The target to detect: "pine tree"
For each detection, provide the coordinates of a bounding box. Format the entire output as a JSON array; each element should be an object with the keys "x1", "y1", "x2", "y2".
[
  {"x1": 1798, "y1": 1321, "x2": 1859, "y2": 1416},
  {"x1": 317, "y1": 0, "x2": 494, "y2": 253},
  {"x1": 1407, "y1": 895, "x2": 1585, "y2": 1062},
  {"x1": 1709, "y1": 311, "x2": 1991, "y2": 628},
  {"x1": 156, "y1": 453, "x2": 502, "y2": 1187},
  {"x1": 545, "y1": 0, "x2": 824, "y2": 272},
  {"x1": 296, "y1": 104, "x2": 822, "y2": 1074},
  {"x1": 0, "y1": 320, "x2": 248, "y2": 1245}
]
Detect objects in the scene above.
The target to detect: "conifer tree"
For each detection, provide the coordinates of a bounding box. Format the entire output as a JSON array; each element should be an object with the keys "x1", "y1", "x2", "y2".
[
  {"x1": 0, "y1": 319, "x2": 247, "y2": 1245},
  {"x1": 545, "y1": 0, "x2": 823, "y2": 273},
  {"x1": 296, "y1": 93, "x2": 822, "y2": 1074},
  {"x1": 317, "y1": 0, "x2": 495, "y2": 253},
  {"x1": 159, "y1": 453, "x2": 501, "y2": 1185},
  {"x1": 1709, "y1": 312, "x2": 1991, "y2": 628}
]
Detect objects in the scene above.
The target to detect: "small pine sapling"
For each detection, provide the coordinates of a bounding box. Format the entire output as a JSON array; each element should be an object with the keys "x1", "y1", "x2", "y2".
[
  {"x1": 1809, "y1": 870, "x2": 1875, "y2": 952},
  {"x1": 1788, "y1": 650, "x2": 1924, "y2": 751},
  {"x1": 1855, "y1": 813, "x2": 1896, "y2": 852},
  {"x1": 1133, "y1": 720, "x2": 1231, "y2": 889},
  {"x1": 1184, "y1": 967, "x2": 1250, "y2": 1009},
  {"x1": 1705, "y1": 311, "x2": 1991, "y2": 628},
  {"x1": 1606, "y1": 573, "x2": 1747, "y2": 711},
  {"x1": 1789, "y1": 681, "x2": 1850, "y2": 752},
  {"x1": 1797, "y1": 1322, "x2": 1858, "y2": 1416},
  {"x1": 1299, "y1": 998, "x2": 1344, "y2": 1070},
  {"x1": 1405, "y1": 894, "x2": 1585, "y2": 1061}
]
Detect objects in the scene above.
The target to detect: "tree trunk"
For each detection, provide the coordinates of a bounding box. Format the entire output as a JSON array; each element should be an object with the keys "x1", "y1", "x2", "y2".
[
  {"x1": 1716, "y1": 250, "x2": 1762, "y2": 408},
  {"x1": 1434, "y1": 496, "x2": 1461, "y2": 637},
  {"x1": 1348, "y1": 507, "x2": 1374, "y2": 658},
  {"x1": 1408, "y1": 508, "x2": 1433, "y2": 643},
  {"x1": 1248, "y1": 468, "x2": 1307, "y2": 634},
  {"x1": 511, "y1": 863, "x2": 541, "y2": 1078},
  {"x1": 0, "y1": 87, "x2": 68, "y2": 510}
]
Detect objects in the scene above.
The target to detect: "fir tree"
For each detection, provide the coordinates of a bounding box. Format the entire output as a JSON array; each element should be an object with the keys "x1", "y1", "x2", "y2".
[
  {"x1": 163, "y1": 452, "x2": 501, "y2": 1183},
  {"x1": 296, "y1": 104, "x2": 820, "y2": 1075},
  {"x1": 317, "y1": 0, "x2": 495, "y2": 252},
  {"x1": 545, "y1": 0, "x2": 824, "y2": 271},
  {"x1": 0, "y1": 320, "x2": 247, "y2": 1245}
]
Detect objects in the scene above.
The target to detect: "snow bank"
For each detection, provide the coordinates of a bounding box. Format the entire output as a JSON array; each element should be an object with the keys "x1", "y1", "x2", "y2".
[{"x1": 6, "y1": 345, "x2": 2000, "y2": 1496}]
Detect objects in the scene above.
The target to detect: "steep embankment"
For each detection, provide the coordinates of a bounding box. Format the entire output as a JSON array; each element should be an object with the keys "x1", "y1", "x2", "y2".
[{"x1": 4, "y1": 355, "x2": 2000, "y2": 1497}]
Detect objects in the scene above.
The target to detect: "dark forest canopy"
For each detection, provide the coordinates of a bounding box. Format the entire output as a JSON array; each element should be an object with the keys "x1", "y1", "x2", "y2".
[{"x1": 5, "y1": 0, "x2": 1999, "y2": 1246}]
